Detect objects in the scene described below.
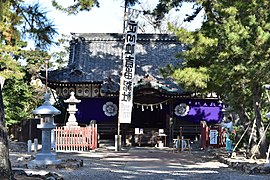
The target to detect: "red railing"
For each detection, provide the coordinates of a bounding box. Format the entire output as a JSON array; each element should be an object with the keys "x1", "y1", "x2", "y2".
[{"x1": 55, "y1": 125, "x2": 97, "y2": 151}]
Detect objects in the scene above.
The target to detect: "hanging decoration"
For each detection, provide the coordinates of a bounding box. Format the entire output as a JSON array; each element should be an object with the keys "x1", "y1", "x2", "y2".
[
  {"x1": 103, "y1": 102, "x2": 118, "y2": 116},
  {"x1": 174, "y1": 103, "x2": 190, "y2": 116},
  {"x1": 134, "y1": 99, "x2": 169, "y2": 111}
]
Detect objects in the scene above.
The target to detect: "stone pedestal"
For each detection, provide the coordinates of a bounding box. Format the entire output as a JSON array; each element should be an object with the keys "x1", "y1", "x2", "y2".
[
  {"x1": 265, "y1": 159, "x2": 270, "y2": 167},
  {"x1": 33, "y1": 120, "x2": 61, "y2": 166},
  {"x1": 66, "y1": 114, "x2": 79, "y2": 127},
  {"x1": 115, "y1": 135, "x2": 122, "y2": 151}
]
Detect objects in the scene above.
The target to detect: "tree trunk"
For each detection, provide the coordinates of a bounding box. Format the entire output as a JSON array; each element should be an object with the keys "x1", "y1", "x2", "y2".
[
  {"x1": 0, "y1": 85, "x2": 13, "y2": 179},
  {"x1": 253, "y1": 84, "x2": 268, "y2": 158},
  {"x1": 237, "y1": 106, "x2": 250, "y2": 126},
  {"x1": 237, "y1": 107, "x2": 255, "y2": 151}
]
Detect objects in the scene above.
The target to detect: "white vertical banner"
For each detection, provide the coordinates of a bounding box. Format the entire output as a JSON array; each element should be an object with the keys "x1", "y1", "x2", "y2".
[{"x1": 119, "y1": 9, "x2": 139, "y2": 123}]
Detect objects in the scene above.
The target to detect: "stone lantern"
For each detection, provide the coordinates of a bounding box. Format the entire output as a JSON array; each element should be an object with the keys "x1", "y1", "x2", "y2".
[
  {"x1": 64, "y1": 92, "x2": 81, "y2": 127},
  {"x1": 28, "y1": 93, "x2": 61, "y2": 167}
]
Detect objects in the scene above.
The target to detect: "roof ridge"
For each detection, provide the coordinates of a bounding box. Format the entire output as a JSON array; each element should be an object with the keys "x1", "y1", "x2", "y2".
[{"x1": 71, "y1": 33, "x2": 179, "y2": 42}]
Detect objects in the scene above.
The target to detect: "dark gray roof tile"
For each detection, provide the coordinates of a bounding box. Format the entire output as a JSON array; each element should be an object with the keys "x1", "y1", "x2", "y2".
[{"x1": 48, "y1": 33, "x2": 185, "y2": 93}]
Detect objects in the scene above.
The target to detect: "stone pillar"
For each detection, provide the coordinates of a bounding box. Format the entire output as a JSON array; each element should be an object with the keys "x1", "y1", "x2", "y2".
[
  {"x1": 40, "y1": 125, "x2": 52, "y2": 153},
  {"x1": 115, "y1": 135, "x2": 121, "y2": 151},
  {"x1": 34, "y1": 138, "x2": 38, "y2": 153}
]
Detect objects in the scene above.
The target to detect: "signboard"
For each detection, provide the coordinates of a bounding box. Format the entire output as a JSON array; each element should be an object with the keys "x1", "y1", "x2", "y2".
[
  {"x1": 209, "y1": 129, "x2": 218, "y2": 145},
  {"x1": 119, "y1": 9, "x2": 139, "y2": 123},
  {"x1": 135, "y1": 128, "x2": 143, "y2": 134}
]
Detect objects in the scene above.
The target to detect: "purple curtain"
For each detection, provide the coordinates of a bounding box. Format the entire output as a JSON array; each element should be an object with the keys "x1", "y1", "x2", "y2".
[
  {"x1": 173, "y1": 99, "x2": 223, "y2": 123},
  {"x1": 76, "y1": 97, "x2": 118, "y2": 124},
  {"x1": 75, "y1": 98, "x2": 223, "y2": 124}
]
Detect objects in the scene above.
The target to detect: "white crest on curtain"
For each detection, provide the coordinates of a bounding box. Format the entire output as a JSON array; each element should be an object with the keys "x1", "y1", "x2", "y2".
[
  {"x1": 175, "y1": 103, "x2": 190, "y2": 116},
  {"x1": 103, "y1": 102, "x2": 118, "y2": 116}
]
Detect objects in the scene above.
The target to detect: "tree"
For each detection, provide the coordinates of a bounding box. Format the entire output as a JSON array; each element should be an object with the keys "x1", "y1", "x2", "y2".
[
  {"x1": 0, "y1": 0, "x2": 99, "y2": 178},
  {"x1": 0, "y1": 80, "x2": 13, "y2": 179},
  {"x1": 135, "y1": 1, "x2": 185, "y2": 33},
  {"x1": 159, "y1": 0, "x2": 270, "y2": 157},
  {"x1": 0, "y1": 0, "x2": 26, "y2": 178},
  {"x1": 51, "y1": 0, "x2": 99, "y2": 15},
  {"x1": 149, "y1": 0, "x2": 199, "y2": 27}
]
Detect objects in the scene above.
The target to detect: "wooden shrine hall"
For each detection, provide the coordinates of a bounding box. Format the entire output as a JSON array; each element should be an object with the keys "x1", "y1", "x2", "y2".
[{"x1": 45, "y1": 33, "x2": 224, "y2": 147}]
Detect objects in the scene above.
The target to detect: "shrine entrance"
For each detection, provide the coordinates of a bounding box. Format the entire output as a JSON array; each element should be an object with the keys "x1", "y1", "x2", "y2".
[
  {"x1": 132, "y1": 106, "x2": 167, "y2": 129},
  {"x1": 125, "y1": 84, "x2": 171, "y2": 147},
  {"x1": 129, "y1": 105, "x2": 169, "y2": 147}
]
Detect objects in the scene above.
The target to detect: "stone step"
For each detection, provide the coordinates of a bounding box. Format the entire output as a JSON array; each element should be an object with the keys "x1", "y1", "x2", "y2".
[{"x1": 98, "y1": 139, "x2": 115, "y2": 148}]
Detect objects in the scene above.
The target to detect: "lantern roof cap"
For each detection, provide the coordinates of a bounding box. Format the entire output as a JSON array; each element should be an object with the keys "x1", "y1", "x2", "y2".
[
  {"x1": 64, "y1": 92, "x2": 81, "y2": 104},
  {"x1": 33, "y1": 93, "x2": 61, "y2": 115}
]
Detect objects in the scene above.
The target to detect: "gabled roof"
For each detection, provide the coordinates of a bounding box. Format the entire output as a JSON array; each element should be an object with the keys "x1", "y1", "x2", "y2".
[{"x1": 47, "y1": 33, "x2": 187, "y2": 94}]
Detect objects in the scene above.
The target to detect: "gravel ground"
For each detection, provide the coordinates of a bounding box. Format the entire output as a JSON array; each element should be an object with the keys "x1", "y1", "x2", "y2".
[{"x1": 11, "y1": 146, "x2": 270, "y2": 180}]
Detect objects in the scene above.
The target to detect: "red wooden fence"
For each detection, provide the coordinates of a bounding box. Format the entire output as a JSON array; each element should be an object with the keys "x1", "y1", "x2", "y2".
[
  {"x1": 55, "y1": 125, "x2": 97, "y2": 151},
  {"x1": 200, "y1": 121, "x2": 226, "y2": 149}
]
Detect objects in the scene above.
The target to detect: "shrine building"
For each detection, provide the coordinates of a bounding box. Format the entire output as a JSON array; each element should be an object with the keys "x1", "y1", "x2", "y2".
[{"x1": 45, "y1": 33, "x2": 223, "y2": 147}]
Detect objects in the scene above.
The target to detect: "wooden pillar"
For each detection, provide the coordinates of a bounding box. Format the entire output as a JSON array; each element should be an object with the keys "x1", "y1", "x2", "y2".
[
  {"x1": 200, "y1": 121, "x2": 207, "y2": 150},
  {"x1": 169, "y1": 99, "x2": 174, "y2": 147}
]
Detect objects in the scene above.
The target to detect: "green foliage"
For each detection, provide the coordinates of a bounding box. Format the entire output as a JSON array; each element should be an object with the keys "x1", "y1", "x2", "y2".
[
  {"x1": 0, "y1": 0, "x2": 101, "y2": 127},
  {"x1": 0, "y1": 0, "x2": 54, "y2": 125},
  {"x1": 148, "y1": 0, "x2": 198, "y2": 27},
  {"x1": 2, "y1": 78, "x2": 43, "y2": 126},
  {"x1": 160, "y1": 0, "x2": 270, "y2": 154},
  {"x1": 168, "y1": 0, "x2": 270, "y2": 115},
  {"x1": 0, "y1": 0, "x2": 24, "y2": 80},
  {"x1": 19, "y1": 2, "x2": 58, "y2": 49},
  {"x1": 0, "y1": 1, "x2": 61, "y2": 126},
  {"x1": 51, "y1": 0, "x2": 100, "y2": 15},
  {"x1": 51, "y1": 35, "x2": 70, "y2": 69},
  {"x1": 172, "y1": 67, "x2": 209, "y2": 91},
  {"x1": 20, "y1": 49, "x2": 51, "y2": 82},
  {"x1": 0, "y1": 0, "x2": 100, "y2": 177}
]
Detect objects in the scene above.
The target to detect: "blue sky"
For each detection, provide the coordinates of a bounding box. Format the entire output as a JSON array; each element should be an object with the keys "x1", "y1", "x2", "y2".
[
  {"x1": 23, "y1": 0, "x2": 203, "y2": 57},
  {"x1": 26, "y1": 0, "x2": 203, "y2": 35}
]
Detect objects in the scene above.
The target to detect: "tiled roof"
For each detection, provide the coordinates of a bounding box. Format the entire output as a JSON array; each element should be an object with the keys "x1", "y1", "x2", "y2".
[{"x1": 48, "y1": 33, "x2": 186, "y2": 94}]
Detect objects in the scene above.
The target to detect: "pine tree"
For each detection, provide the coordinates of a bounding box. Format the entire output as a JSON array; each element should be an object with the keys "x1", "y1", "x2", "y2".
[{"x1": 158, "y1": 0, "x2": 270, "y2": 157}]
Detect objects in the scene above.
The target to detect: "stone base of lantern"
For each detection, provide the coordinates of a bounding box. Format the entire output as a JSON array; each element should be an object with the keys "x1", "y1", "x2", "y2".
[
  {"x1": 265, "y1": 159, "x2": 270, "y2": 167},
  {"x1": 27, "y1": 152, "x2": 61, "y2": 168},
  {"x1": 66, "y1": 121, "x2": 79, "y2": 127}
]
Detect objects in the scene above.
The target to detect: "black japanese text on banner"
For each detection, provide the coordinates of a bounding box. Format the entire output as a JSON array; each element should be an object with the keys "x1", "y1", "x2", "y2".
[{"x1": 119, "y1": 19, "x2": 138, "y2": 124}]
